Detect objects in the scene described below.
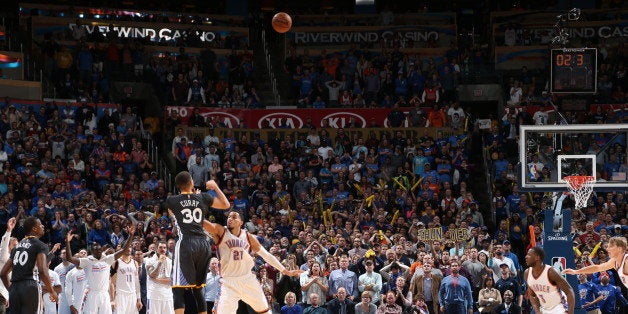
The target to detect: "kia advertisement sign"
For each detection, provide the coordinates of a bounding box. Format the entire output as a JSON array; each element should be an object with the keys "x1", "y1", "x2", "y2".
[{"x1": 165, "y1": 107, "x2": 418, "y2": 129}]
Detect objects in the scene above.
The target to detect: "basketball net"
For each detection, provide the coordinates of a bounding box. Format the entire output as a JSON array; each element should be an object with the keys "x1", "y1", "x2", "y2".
[{"x1": 563, "y1": 176, "x2": 596, "y2": 210}]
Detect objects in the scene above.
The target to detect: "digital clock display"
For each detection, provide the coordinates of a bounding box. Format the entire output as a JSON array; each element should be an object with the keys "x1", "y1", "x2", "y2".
[{"x1": 550, "y1": 48, "x2": 597, "y2": 94}]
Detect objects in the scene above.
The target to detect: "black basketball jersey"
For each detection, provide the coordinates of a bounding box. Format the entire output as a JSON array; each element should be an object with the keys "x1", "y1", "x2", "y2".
[
  {"x1": 10, "y1": 237, "x2": 48, "y2": 282},
  {"x1": 165, "y1": 193, "x2": 214, "y2": 238}
]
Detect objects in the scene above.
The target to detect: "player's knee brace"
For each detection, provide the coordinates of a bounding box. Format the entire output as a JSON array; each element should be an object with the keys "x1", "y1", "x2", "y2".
[{"x1": 172, "y1": 288, "x2": 186, "y2": 309}]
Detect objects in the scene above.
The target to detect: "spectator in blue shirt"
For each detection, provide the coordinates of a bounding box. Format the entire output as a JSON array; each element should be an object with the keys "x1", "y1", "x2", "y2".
[
  {"x1": 329, "y1": 256, "x2": 359, "y2": 301},
  {"x1": 506, "y1": 186, "x2": 522, "y2": 215},
  {"x1": 577, "y1": 274, "x2": 604, "y2": 313},
  {"x1": 281, "y1": 292, "x2": 303, "y2": 314},
  {"x1": 596, "y1": 274, "x2": 627, "y2": 314},
  {"x1": 87, "y1": 219, "x2": 111, "y2": 247},
  {"x1": 439, "y1": 261, "x2": 474, "y2": 314}
]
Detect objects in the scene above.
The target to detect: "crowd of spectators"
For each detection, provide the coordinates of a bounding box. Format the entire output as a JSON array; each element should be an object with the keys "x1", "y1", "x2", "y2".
[
  {"x1": 0, "y1": 3, "x2": 626, "y2": 314},
  {"x1": 37, "y1": 31, "x2": 257, "y2": 106},
  {"x1": 282, "y1": 45, "x2": 487, "y2": 109}
]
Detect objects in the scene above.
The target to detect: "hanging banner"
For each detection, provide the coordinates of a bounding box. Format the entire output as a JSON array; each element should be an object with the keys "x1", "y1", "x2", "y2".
[
  {"x1": 417, "y1": 227, "x2": 470, "y2": 242},
  {"x1": 287, "y1": 24, "x2": 457, "y2": 47},
  {"x1": 165, "y1": 106, "x2": 432, "y2": 129}
]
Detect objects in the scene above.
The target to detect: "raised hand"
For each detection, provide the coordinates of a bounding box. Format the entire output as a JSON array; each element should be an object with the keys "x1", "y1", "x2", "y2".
[
  {"x1": 51, "y1": 243, "x2": 61, "y2": 253},
  {"x1": 66, "y1": 232, "x2": 76, "y2": 243},
  {"x1": 206, "y1": 180, "x2": 219, "y2": 191},
  {"x1": 562, "y1": 268, "x2": 576, "y2": 275},
  {"x1": 127, "y1": 223, "x2": 136, "y2": 236},
  {"x1": 6, "y1": 218, "x2": 16, "y2": 232}
]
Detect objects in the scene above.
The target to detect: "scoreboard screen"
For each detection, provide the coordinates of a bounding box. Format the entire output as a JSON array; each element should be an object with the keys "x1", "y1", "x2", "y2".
[{"x1": 550, "y1": 48, "x2": 597, "y2": 94}]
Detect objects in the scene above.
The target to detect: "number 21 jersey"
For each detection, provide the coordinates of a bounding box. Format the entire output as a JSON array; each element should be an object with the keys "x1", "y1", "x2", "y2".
[
  {"x1": 218, "y1": 229, "x2": 254, "y2": 277},
  {"x1": 10, "y1": 237, "x2": 48, "y2": 282},
  {"x1": 166, "y1": 193, "x2": 214, "y2": 238}
]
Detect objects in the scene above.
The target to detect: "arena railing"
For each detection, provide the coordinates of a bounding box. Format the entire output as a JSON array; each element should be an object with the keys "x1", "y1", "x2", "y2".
[
  {"x1": 481, "y1": 134, "x2": 496, "y2": 224},
  {"x1": 139, "y1": 119, "x2": 176, "y2": 194},
  {"x1": 261, "y1": 29, "x2": 281, "y2": 106}
]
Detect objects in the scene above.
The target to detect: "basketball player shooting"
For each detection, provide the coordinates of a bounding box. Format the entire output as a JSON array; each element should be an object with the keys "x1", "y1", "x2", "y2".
[
  {"x1": 203, "y1": 211, "x2": 303, "y2": 313},
  {"x1": 166, "y1": 171, "x2": 231, "y2": 314}
]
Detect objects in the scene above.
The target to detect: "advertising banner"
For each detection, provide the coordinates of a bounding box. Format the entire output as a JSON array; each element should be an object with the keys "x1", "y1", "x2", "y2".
[
  {"x1": 30, "y1": 16, "x2": 249, "y2": 45},
  {"x1": 287, "y1": 24, "x2": 457, "y2": 47},
  {"x1": 165, "y1": 106, "x2": 431, "y2": 129},
  {"x1": 417, "y1": 227, "x2": 470, "y2": 242}
]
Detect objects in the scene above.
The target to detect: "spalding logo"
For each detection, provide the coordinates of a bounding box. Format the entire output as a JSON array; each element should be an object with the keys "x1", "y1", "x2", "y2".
[
  {"x1": 257, "y1": 113, "x2": 304, "y2": 129},
  {"x1": 321, "y1": 112, "x2": 366, "y2": 128}
]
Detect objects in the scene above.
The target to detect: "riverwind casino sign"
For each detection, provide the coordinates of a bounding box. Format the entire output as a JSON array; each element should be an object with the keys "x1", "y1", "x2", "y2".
[
  {"x1": 68, "y1": 23, "x2": 218, "y2": 42},
  {"x1": 29, "y1": 16, "x2": 248, "y2": 46},
  {"x1": 288, "y1": 25, "x2": 456, "y2": 47}
]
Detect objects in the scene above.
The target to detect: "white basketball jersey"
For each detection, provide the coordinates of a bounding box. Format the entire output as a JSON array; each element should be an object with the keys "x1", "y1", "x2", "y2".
[
  {"x1": 115, "y1": 258, "x2": 138, "y2": 294},
  {"x1": 619, "y1": 254, "x2": 628, "y2": 289},
  {"x1": 526, "y1": 265, "x2": 565, "y2": 311},
  {"x1": 146, "y1": 255, "x2": 173, "y2": 301},
  {"x1": 79, "y1": 254, "x2": 115, "y2": 292},
  {"x1": 53, "y1": 263, "x2": 72, "y2": 287},
  {"x1": 65, "y1": 268, "x2": 86, "y2": 310},
  {"x1": 41, "y1": 269, "x2": 61, "y2": 313},
  {"x1": 218, "y1": 228, "x2": 255, "y2": 277}
]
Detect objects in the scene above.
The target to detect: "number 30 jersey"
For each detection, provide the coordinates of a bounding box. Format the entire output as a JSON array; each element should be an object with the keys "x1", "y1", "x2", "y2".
[
  {"x1": 217, "y1": 228, "x2": 255, "y2": 277},
  {"x1": 166, "y1": 193, "x2": 214, "y2": 238},
  {"x1": 10, "y1": 237, "x2": 49, "y2": 282}
]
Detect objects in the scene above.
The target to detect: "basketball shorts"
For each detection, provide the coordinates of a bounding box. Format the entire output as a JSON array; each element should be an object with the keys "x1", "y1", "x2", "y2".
[
  {"x1": 214, "y1": 273, "x2": 269, "y2": 313},
  {"x1": 58, "y1": 292, "x2": 72, "y2": 314},
  {"x1": 172, "y1": 236, "x2": 211, "y2": 287},
  {"x1": 541, "y1": 304, "x2": 568, "y2": 314},
  {"x1": 115, "y1": 290, "x2": 139, "y2": 314},
  {"x1": 147, "y1": 298, "x2": 175, "y2": 314},
  {"x1": 83, "y1": 288, "x2": 112, "y2": 314},
  {"x1": 9, "y1": 280, "x2": 41, "y2": 314}
]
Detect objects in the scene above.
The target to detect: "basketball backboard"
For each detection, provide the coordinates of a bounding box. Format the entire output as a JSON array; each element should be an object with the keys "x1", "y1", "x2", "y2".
[{"x1": 519, "y1": 124, "x2": 627, "y2": 192}]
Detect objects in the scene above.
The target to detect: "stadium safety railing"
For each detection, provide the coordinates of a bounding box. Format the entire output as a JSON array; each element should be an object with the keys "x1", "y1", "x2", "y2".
[
  {"x1": 482, "y1": 134, "x2": 496, "y2": 224},
  {"x1": 261, "y1": 29, "x2": 281, "y2": 106},
  {"x1": 139, "y1": 119, "x2": 175, "y2": 194}
]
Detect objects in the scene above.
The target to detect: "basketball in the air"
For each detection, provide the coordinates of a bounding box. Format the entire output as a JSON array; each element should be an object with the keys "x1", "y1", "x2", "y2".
[{"x1": 272, "y1": 12, "x2": 292, "y2": 33}]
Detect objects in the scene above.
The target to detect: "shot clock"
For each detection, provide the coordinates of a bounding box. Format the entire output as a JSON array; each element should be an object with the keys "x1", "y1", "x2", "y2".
[{"x1": 550, "y1": 48, "x2": 597, "y2": 94}]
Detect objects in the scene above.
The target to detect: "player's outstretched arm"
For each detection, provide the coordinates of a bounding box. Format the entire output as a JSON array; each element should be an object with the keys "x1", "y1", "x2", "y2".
[
  {"x1": 113, "y1": 223, "x2": 136, "y2": 260},
  {"x1": 563, "y1": 259, "x2": 613, "y2": 275},
  {"x1": 65, "y1": 233, "x2": 81, "y2": 266},
  {"x1": 0, "y1": 218, "x2": 16, "y2": 265},
  {"x1": 548, "y1": 267, "x2": 575, "y2": 314},
  {"x1": 206, "y1": 180, "x2": 230, "y2": 209},
  {"x1": 248, "y1": 232, "x2": 303, "y2": 277}
]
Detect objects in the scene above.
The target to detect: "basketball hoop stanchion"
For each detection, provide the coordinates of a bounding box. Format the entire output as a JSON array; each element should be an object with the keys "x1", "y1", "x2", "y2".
[{"x1": 563, "y1": 175, "x2": 596, "y2": 210}]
